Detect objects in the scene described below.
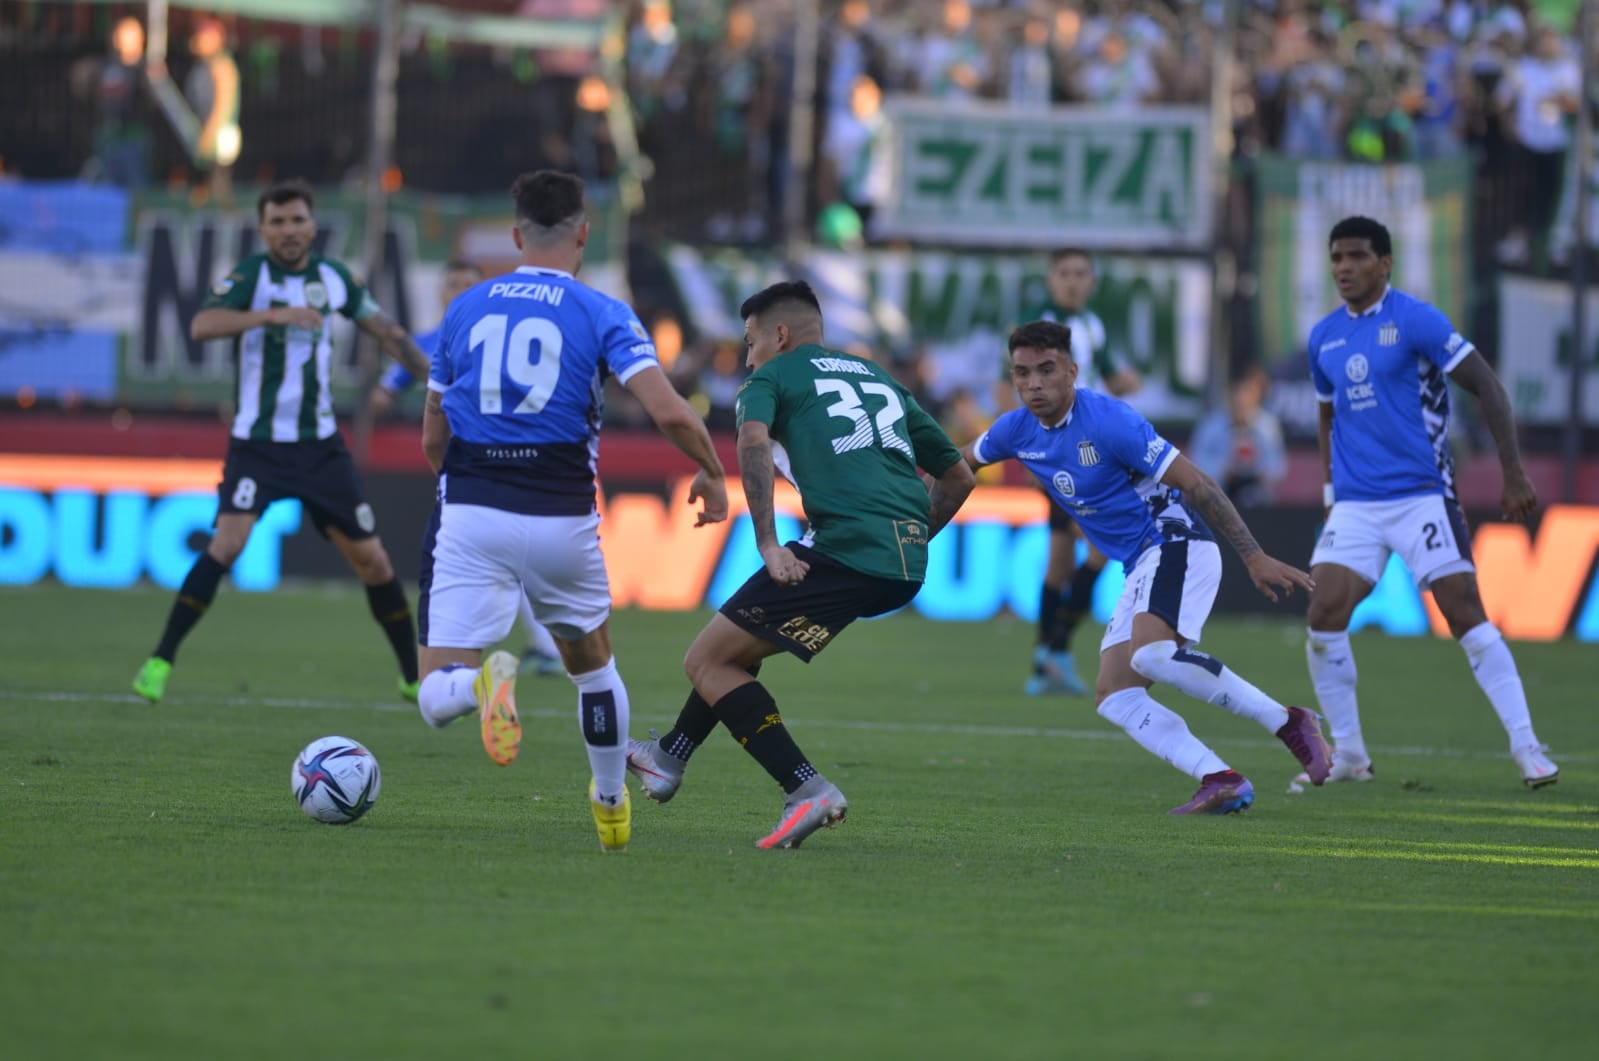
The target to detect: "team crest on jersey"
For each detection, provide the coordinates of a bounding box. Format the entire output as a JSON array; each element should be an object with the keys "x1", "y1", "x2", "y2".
[
  {"x1": 1077, "y1": 441, "x2": 1100, "y2": 466},
  {"x1": 1378, "y1": 322, "x2": 1399, "y2": 346},
  {"x1": 1345, "y1": 354, "x2": 1369, "y2": 382},
  {"x1": 1052, "y1": 471, "x2": 1076, "y2": 498},
  {"x1": 304, "y1": 281, "x2": 330, "y2": 309},
  {"x1": 211, "y1": 275, "x2": 235, "y2": 296}
]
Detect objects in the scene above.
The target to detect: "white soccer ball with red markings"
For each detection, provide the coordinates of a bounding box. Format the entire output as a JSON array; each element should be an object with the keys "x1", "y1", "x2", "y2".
[{"x1": 291, "y1": 736, "x2": 381, "y2": 824}]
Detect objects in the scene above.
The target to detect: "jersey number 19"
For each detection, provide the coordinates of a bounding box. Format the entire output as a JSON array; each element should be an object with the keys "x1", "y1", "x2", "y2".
[{"x1": 471, "y1": 313, "x2": 563, "y2": 415}]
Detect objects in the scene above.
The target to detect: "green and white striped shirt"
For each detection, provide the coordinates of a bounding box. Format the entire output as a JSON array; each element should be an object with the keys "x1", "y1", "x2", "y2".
[{"x1": 203, "y1": 252, "x2": 379, "y2": 442}]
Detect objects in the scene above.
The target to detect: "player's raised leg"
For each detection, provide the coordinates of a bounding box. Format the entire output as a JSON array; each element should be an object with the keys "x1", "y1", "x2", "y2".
[
  {"x1": 1096, "y1": 643, "x2": 1253, "y2": 816},
  {"x1": 1122, "y1": 541, "x2": 1332, "y2": 784},
  {"x1": 414, "y1": 504, "x2": 523, "y2": 765},
  {"x1": 133, "y1": 512, "x2": 257, "y2": 702},
  {"x1": 1430, "y1": 572, "x2": 1558, "y2": 787}
]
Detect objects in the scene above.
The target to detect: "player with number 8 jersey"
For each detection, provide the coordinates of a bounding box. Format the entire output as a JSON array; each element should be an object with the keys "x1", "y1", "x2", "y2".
[{"x1": 131, "y1": 180, "x2": 435, "y2": 708}]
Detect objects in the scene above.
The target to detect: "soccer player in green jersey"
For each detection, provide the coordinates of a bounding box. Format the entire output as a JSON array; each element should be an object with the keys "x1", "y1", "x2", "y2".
[
  {"x1": 625, "y1": 281, "x2": 977, "y2": 849},
  {"x1": 131, "y1": 179, "x2": 434, "y2": 705},
  {"x1": 1002, "y1": 249, "x2": 1140, "y2": 699}
]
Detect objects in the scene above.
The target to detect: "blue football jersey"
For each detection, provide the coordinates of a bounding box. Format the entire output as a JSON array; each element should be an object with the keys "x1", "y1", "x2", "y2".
[
  {"x1": 1308, "y1": 286, "x2": 1473, "y2": 503},
  {"x1": 378, "y1": 324, "x2": 439, "y2": 394},
  {"x1": 428, "y1": 266, "x2": 659, "y2": 515},
  {"x1": 974, "y1": 388, "x2": 1213, "y2": 566}
]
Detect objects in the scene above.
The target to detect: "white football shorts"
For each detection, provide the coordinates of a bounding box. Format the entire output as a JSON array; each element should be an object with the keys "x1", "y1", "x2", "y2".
[
  {"x1": 1310, "y1": 494, "x2": 1474, "y2": 589},
  {"x1": 1101, "y1": 539, "x2": 1222, "y2": 652},
  {"x1": 420, "y1": 503, "x2": 610, "y2": 648}
]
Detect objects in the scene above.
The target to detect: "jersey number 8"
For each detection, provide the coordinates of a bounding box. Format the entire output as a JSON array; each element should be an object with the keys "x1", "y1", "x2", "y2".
[{"x1": 470, "y1": 314, "x2": 563, "y2": 415}]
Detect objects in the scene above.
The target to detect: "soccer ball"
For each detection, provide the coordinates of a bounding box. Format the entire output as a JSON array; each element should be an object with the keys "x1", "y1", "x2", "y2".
[{"x1": 291, "y1": 736, "x2": 381, "y2": 824}]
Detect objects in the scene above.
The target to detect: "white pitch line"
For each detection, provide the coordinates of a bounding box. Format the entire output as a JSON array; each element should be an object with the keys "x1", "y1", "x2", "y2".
[{"x1": 2, "y1": 687, "x2": 1593, "y2": 766}]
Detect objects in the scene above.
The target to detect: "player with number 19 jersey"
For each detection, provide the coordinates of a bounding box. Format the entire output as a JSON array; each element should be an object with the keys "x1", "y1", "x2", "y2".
[
  {"x1": 428, "y1": 265, "x2": 659, "y2": 515},
  {"x1": 735, "y1": 344, "x2": 963, "y2": 583}
]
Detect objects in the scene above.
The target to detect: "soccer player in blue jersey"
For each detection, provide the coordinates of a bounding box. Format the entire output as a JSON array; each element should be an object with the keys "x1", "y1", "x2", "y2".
[
  {"x1": 367, "y1": 259, "x2": 566, "y2": 679},
  {"x1": 1303, "y1": 216, "x2": 1557, "y2": 788},
  {"x1": 963, "y1": 320, "x2": 1331, "y2": 814},
  {"x1": 415, "y1": 170, "x2": 729, "y2": 851}
]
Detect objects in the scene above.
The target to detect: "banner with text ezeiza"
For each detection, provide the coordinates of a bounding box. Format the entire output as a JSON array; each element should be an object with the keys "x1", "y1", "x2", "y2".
[{"x1": 877, "y1": 99, "x2": 1212, "y2": 250}]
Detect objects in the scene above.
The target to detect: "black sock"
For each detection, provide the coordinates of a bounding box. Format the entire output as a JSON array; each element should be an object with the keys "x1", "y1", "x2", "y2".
[
  {"x1": 365, "y1": 579, "x2": 418, "y2": 683},
  {"x1": 1053, "y1": 563, "x2": 1103, "y2": 650},
  {"x1": 1036, "y1": 584, "x2": 1064, "y2": 665},
  {"x1": 661, "y1": 662, "x2": 763, "y2": 761},
  {"x1": 661, "y1": 689, "x2": 719, "y2": 762},
  {"x1": 714, "y1": 681, "x2": 814, "y2": 795},
  {"x1": 154, "y1": 553, "x2": 229, "y2": 663}
]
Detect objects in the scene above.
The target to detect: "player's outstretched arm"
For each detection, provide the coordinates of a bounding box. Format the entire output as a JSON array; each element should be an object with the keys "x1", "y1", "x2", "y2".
[
  {"x1": 357, "y1": 310, "x2": 432, "y2": 382},
  {"x1": 1448, "y1": 350, "x2": 1537, "y2": 522},
  {"x1": 623, "y1": 366, "x2": 728, "y2": 525},
  {"x1": 1161, "y1": 453, "x2": 1315, "y2": 603},
  {"x1": 191, "y1": 305, "x2": 323, "y2": 341}
]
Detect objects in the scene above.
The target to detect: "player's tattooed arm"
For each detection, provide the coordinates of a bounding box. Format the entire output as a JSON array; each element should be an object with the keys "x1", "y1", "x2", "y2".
[
  {"x1": 358, "y1": 311, "x2": 432, "y2": 381},
  {"x1": 1163, "y1": 453, "x2": 1315, "y2": 601},
  {"x1": 927, "y1": 459, "x2": 976, "y2": 539},
  {"x1": 1449, "y1": 350, "x2": 1537, "y2": 521},
  {"x1": 737, "y1": 421, "x2": 779, "y2": 552},
  {"x1": 1160, "y1": 454, "x2": 1262, "y2": 560},
  {"x1": 737, "y1": 419, "x2": 808, "y2": 584}
]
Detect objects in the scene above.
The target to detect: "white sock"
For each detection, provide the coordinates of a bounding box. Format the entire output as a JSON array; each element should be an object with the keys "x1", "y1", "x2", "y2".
[
  {"x1": 1097, "y1": 687, "x2": 1229, "y2": 780},
  {"x1": 1459, "y1": 622, "x2": 1538, "y2": 749},
  {"x1": 1306, "y1": 629, "x2": 1368, "y2": 765},
  {"x1": 419, "y1": 663, "x2": 477, "y2": 728},
  {"x1": 1129, "y1": 640, "x2": 1290, "y2": 733},
  {"x1": 572, "y1": 658, "x2": 631, "y2": 803}
]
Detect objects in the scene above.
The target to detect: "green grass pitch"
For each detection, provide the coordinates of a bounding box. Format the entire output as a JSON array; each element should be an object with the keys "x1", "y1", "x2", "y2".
[{"x1": 2, "y1": 583, "x2": 1595, "y2": 1060}]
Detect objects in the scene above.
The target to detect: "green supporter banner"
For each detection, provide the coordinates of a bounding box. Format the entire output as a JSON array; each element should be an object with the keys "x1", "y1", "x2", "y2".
[
  {"x1": 1253, "y1": 155, "x2": 1472, "y2": 364},
  {"x1": 117, "y1": 187, "x2": 622, "y2": 410},
  {"x1": 877, "y1": 99, "x2": 1212, "y2": 250},
  {"x1": 663, "y1": 243, "x2": 1212, "y2": 422}
]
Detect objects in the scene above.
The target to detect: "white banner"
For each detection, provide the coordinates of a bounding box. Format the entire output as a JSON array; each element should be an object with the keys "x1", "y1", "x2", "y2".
[{"x1": 1497, "y1": 273, "x2": 1599, "y2": 424}]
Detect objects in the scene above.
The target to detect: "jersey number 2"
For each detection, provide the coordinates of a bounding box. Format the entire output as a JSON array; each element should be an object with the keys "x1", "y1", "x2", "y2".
[
  {"x1": 815, "y1": 379, "x2": 913, "y2": 457},
  {"x1": 471, "y1": 314, "x2": 563, "y2": 414}
]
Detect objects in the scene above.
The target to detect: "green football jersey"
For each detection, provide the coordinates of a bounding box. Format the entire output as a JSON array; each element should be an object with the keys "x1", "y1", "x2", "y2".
[
  {"x1": 735, "y1": 344, "x2": 963, "y2": 582},
  {"x1": 202, "y1": 252, "x2": 379, "y2": 442},
  {"x1": 1007, "y1": 302, "x2": 1117, "y2": 391}
]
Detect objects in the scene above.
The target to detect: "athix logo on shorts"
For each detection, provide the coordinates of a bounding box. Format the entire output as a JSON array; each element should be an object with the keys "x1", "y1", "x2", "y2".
[
  {"x1": 1052, "y1": 471, "x2": 1076, "y2": 498},
  {"x1": 1378, "y1": 323, "x2": 1399, "y2": 346},
  {"x1": 1078, "y1": 441, "x2": 1101, "y2": 466},
  {"x1": 1345, "y1": 354, "x2": 1370, "y2": 382}
]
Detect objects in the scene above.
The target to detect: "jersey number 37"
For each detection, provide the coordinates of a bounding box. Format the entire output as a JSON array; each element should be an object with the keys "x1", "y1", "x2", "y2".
[{"x1": 471, "y1": 314, "x2": 563, "y2": 415}]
